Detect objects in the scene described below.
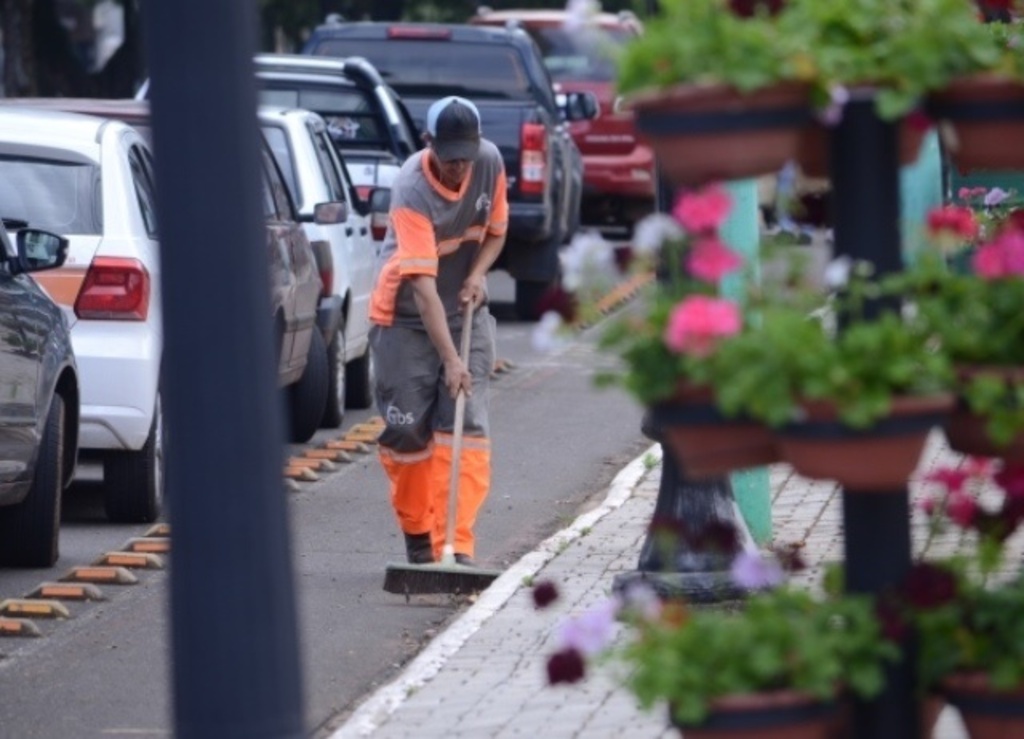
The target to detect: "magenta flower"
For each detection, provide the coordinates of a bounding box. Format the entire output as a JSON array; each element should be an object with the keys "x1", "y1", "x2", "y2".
[
  {"x1": 687, "y1": 237, "x2": 743, "y2": 283},
  {"x1": 924, "y1": 466, "x2": 971, "y2": 494},
  {"x1": 672, "y1": 185, "x2": 732, "y2": 233},
  {"x1": 973, "y1": 242, "x2": 1006, "y2": 279},
  {"x1": 999, "y1": 231, "x2": 1024, "y2": 276},
  {"x1": 663, "y1": 296, "x2": 741, "y2": 357},
  {"x1": 947, "y1": 491, "x2": 978, "y2": 529}
]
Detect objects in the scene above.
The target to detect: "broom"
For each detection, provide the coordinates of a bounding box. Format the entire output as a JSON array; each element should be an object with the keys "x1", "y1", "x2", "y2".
[{"x1": 383, "y1": 302, "x2": 502, "y2": 596}]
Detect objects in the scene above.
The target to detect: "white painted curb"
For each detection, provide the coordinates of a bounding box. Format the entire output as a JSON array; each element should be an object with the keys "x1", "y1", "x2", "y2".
[{"x1": 329, "y1": 443, "x2": 661, "y2": 738}]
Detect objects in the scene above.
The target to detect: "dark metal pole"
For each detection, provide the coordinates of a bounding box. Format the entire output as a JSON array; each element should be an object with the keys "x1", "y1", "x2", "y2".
[
  {"x1": 141, "y1": 3, "x2": 305, "y2": 738},
  {"x1": 830, "y1": 92, "x2": 919, "y2": 739}
]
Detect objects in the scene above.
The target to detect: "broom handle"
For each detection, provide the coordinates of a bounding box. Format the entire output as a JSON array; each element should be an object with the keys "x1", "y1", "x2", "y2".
[{"x1": 441, "y1": 302, "x2": 474, "y2": 564}]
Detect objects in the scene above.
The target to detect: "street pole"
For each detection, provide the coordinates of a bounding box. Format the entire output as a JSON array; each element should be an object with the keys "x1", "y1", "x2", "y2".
[{"x1": 141, "y1": 2, "x2": 306, "y2": 738}]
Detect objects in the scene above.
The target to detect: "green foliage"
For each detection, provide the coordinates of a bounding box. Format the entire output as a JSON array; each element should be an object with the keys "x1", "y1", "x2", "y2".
[{"x1": 618, "y1": 588, "x2": 898, "y2": 725}]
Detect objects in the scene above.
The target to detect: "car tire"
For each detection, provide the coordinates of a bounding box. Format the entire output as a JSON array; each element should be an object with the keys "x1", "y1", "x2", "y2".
[
  {"x1": 104, "y1": 392, "x2": 163, "y2": 524},
  {"x1": 289, "y1": 328, "x2": 329, "y2": 443},
  {"x1": 344, "y1": 349, "x2": 374, "y2": 410},
  {"x1": 0, "y1": 395, "x2": 64, "y2": 567},
  {"x1": 321, "y1": 327, "x2": 346, "y2": 429}
]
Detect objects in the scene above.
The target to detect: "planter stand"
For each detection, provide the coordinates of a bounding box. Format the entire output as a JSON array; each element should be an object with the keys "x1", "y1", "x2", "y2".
[{"x1": 830, "y1": 91, "x2": 921, "y2": 739}]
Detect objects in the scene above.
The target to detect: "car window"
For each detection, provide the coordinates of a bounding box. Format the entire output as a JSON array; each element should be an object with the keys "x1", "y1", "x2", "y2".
[
  {"x1": 128, "y1": 145, "x2": 158, "y2": 237},
  {"x1": 308, "y1": 125, "x2": 346, "y2": 204},
  {"x1": 260, "y1": 163, "x2": 278, "y2": 220},
  {"x1": 0, "y1": 155, "x2": 103, "y2": 235},
  {"x1": 312, "y1": 40, "x2": 533, "y2": 101},
  {"x1": 259, "y1": 85, "x2": 386, "y2": 149},
  {"x1": 527, "y1": 25, "x2": 632, "y2": 83},
  {"x1": 261, "y1": 144, "x2": 295, "y2": 221},
  {"x1": 262, "y1": 124, "x2": 301, "y2": 206}
]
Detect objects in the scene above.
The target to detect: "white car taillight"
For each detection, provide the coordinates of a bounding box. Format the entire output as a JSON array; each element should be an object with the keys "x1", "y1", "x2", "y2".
[{"x1": 75, "y1": 257, "x2": 150, "y2": 321}]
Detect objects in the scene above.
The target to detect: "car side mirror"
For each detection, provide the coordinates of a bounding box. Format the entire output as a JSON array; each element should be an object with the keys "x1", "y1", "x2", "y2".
[
  {"x1": 314, "y1": 200, "x2": 348, "y2": 225},
  {"x1": 368, "y1": 187, "x2": 391, "y2": 241},
  {"x1": 13, "y1": 228, "x2": 68, "y2": 275},
  {"x1": 561, "y1": 91, "x2": 600, "y2": 122}
]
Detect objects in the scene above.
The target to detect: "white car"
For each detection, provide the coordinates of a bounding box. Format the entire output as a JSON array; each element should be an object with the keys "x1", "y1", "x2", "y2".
[
  {"x1": 259, "y1": 106, "x2": 376, "y2": 426},
  {"x1": 0, "y1": 108, "x2": 163, "y2": 523}
]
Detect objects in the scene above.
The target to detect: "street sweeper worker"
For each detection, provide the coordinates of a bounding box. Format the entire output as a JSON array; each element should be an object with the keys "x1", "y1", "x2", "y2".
[{"x1": 368, "y1": 96, "x2": 508, "y2": 567}]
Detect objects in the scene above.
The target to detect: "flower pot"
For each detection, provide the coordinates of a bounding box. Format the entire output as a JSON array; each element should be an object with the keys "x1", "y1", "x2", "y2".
[
  {"x1": 944, "y1": 365, "x2": 1024, "y2": 463},
  {"x1": 670, "y1": 690, "x2": 838, "y2": 739},
  {"x1": 649, "y1": 385, "x2": 780, "y2": 480},
  {"x1": 777, "y1": 394, "x2": 954, "y2": 491},
  {"x1": 941, "y1": 672, "x2": 1024, "y2": 739},
  {"x1": 796, "y1": 116, "x2": 931, "y2": 179},
  {"x1": 928, "y1": 74, "x2": 1024, "y2": 174},
  {"x1": 628, "y1": 82, "x2": 813, "y2": 188},
  {"x1": 831, "y1": 694, "x2": 946, "y2": 739}
]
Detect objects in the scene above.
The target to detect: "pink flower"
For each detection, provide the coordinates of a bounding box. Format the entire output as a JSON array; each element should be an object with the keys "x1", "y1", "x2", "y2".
[
  {"x1": 973, "y1": 242, "x2": 1006, "y2": 279},
  {"x1": 686, "y1": 237, "x2": 743, "y2": 283},
  {"x1": 918, "y1": 495, "x2": 938, "y2": 516},
  {"x1": 924, "y1": 466, "x2": 971, "y2": 494},
  {"x1": 926, "y1": 205, "x2": 978, "y2": 242},
  {"x1": 672, "y1": 185, "x2": 732, "y2": 233},
  {"x1": 999, "y1": 231, "x2": 1024, "y2": 276},
  {"x1": 663, "y1": 296, "x2": 741, "y2": 357},
  {"x1": 947, "y1": 491, "x2": 978, "y2": 529}
]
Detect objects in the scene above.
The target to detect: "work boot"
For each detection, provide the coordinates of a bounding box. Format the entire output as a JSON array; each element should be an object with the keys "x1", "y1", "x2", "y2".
[
  {"x1": 404, "y1": 532, "x2": 434, "y2": 564},
  {"x1": 454, "y1": 553, "x2": 476, "y2": 567}
]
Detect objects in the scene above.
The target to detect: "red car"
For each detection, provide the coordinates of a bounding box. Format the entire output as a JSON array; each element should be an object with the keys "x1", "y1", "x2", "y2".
[{"x1": 470, "y1": 8, "x2": 655, "y2": 239}]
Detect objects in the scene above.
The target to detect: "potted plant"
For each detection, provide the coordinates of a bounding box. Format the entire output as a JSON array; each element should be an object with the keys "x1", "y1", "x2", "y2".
[
  {"x1": 899, "y1": 201, "x2": 1024, "y2": 462},
  {"x1": 892, "y1": 459, "x2": 1024, "y2": 737},
  {"x1": 538, "y1": 541, "x2": 899, "y2": 738}
]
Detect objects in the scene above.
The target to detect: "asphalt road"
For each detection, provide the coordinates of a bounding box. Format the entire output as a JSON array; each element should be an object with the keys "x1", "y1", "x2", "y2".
[{"x1": 0, "y1": 272, "x2": 648, "y2": 739}]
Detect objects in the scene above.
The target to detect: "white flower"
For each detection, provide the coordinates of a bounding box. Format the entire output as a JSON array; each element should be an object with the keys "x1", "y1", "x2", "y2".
[
  {"x1": 559, "y1": 230, "x2": 617, "y2": 292},
  {"x1": 823, "y1": 255, "x2": 853, "y2": 289},
  {"x1": 818, "y1": 85, "x2": 850, "y2": 127},
  {"x1": 632, "y1": 213, "x2": 684, "y2": 256},
  {"x1": 563, "y1": 0, "x2": 599, "y2": 32},
  {"x1": 532, "y1": 311, "x2": 568, "y2": 353}
]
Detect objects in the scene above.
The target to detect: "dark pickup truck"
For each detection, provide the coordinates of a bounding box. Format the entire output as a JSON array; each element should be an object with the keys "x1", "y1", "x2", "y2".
[{"x1": 302, "y1": 20, "x2": 598, "y2": 319}]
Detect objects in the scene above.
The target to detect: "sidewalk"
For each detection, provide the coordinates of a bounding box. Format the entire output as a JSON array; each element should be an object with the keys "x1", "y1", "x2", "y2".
[{"x1": 330, "y1": 433, "x2": 1024, "y2": 738}]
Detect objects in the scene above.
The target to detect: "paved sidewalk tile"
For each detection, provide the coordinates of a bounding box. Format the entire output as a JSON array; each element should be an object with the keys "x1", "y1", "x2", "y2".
[{"x1": 335, "y1": 434, "x2": 1022, "y2": 738}]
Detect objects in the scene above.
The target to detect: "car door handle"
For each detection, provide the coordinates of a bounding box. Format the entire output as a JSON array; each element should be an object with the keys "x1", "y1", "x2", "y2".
[
  {"x1": 345, "y1": 227, "x2": 354, "y2": 236},
  {"x1": 359, "y1": 227, "x2": 368, "y2": 236}
]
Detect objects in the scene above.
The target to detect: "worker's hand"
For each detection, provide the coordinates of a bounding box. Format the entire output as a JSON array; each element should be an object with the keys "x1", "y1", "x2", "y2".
[
  {"x1": 458, "y1": 275, "x2": 487, "y2": 309},
  {"x1": 443, "y1": 356, "x2": 473, "y2": 399}
]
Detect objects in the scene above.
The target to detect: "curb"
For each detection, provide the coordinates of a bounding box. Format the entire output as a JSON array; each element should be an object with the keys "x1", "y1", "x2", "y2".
[{"x1": 328, "y1": 442, "x2": 662, "y2": 738}]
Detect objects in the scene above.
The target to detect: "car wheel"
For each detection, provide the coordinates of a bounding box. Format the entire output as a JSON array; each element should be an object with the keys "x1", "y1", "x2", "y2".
[
  {"x1": 289, "y1": 328, "x2": 329, "y2": 443},
  {"x1": 321, "y1": 327, "x2": 346, "y2": 429},
  {"x1": 0, "y1": 395, "x2": 64, "y2": 567},
  {"x1": 104, "y1": 392, "x2": 164, "y2": 524},
  {"x1": 344, "y1": 348, "x2": 375, "y2": 410}
]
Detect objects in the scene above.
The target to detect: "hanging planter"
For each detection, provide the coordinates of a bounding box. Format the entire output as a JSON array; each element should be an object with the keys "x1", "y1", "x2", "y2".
[
  {"x1": 649, "y1": 384, "x2": 780, "y2": 480},
  {"x1": 670, "y1": 690, "x2": 838, "y2": 739},
  {"x1": 941, "y1": 672, "x2": 1024, "y2": 739},
  {"x1": 628, "y1": 82, "x2": 813, "y2": 188},
  {"x1": 777, "y1": 395, "x2": 954, "y2": 491},
  {"x1": 943, "y1": 365, "x2": 1024, "y2": 463},
  {"x1": 927, "y1": 74, "x2": 1024, "y2": 174},
  {"x1": 795, "y1": 115, "x2": 931, "y2": 179}
]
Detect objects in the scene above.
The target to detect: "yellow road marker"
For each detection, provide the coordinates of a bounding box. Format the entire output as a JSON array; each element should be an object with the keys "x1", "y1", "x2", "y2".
[
  {"x1": 287, "y1": 457, "x2": 326, "y2": 470},
  {"x1": 125, "y1": 537, "x2": 170, "y2": 554},
  {"x1": 325, "y1": 440, "x2": 370, "y2": 453},
  {"x1": 62, "y1": 566, "x2": 138, "y2": 585},
  {"x1": 0, "y1": 599, "x2": 70, "y2": 618},
  {"x1": 304, "y1": 449, "x2": 351, "y2": 463},
  {"x1": 0, "y1": 618, "x2": 41, "y2": 637},
  {"x1": 95, "y1": 551, "x2": 164, "y2": 569},
  {"x1": 344, "y1": 431, "x2": 380, "y2": 443},
  {"x1": 29, "y1": 583, "x2": 104, "y2": 601},
  {"x1": 284, "y1": 466, "x2": 319, "y2": 482},
  {"x1": 365, "y1": 416, "x2": 385, "y2": 426}
]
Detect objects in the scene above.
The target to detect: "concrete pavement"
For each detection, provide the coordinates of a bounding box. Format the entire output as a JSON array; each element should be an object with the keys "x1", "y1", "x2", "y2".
[{"x1": 328, "y1": 432, "x2": 1024, "y2": 738}]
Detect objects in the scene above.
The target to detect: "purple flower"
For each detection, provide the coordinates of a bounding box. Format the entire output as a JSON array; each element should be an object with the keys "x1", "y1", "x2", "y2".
[
  {"x1": 555, "y1": 597, "x2": 620, "y2": 656},
  {"x1": 730, "y1": 550, "x2": 785, "y2": 590},
  {"x1": 984, "y1": 187, "x2": 1010, "y2": 207}
]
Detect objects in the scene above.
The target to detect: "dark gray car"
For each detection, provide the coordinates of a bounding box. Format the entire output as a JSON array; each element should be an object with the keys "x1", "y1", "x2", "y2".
[{"x1": 0, "y1": 220, "x2": 79, "y2": 568}]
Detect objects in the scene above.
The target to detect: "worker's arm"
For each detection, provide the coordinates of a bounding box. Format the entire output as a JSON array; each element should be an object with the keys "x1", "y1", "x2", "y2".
[
  {"x1": 409, "y1": 274, "x2": 472, "y2": 398},
  {"x1": 459, "y1": 231, "x2": 506, "y2": 307}
]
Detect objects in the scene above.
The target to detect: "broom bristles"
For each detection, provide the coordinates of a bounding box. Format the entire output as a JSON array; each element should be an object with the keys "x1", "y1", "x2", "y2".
[{"x1": 383, "y1": 561, "x2": 501, "y2": 595}]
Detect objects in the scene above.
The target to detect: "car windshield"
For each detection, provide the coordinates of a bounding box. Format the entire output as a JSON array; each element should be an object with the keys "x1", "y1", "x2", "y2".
[
  {"x1": 311, "y1": 40, "x2": 532, "y2": 100},
  {"x1": 527, "y1": 25, "x2": 632, "y2": 82},
  {"x1": 0, "y1": 156, "x2": 102, "y2": 235},
  {"x1": 260, "y1": 84, "x2": 389, "y2": 151}
]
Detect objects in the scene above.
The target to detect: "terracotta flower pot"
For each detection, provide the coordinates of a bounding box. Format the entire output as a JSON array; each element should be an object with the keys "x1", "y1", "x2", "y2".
[
  {"x1": 944, "y1": 365, "x2": 1024, "y2": 463},
  {"x1": 670, "y1": 690, "x2": 838, "y2": 739},
  {"x1": 796, "y1": 116, "x2": 931, "y2": 179},
  {"x1": 649, "y1": 384, "x2": 780, "y2": 480},
  {"x1": 941, "y1": 671, "x2": 1024, "y2": 739},
  {"x1": 777, "y1": 394, "x2": 954, "y2": 491},
  {"x1": 628, "y1": 81, "x2": 813, "y2": 188},
  {"x1": 928, "y1": 74, "x2": 1024, "y2": 174}
]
